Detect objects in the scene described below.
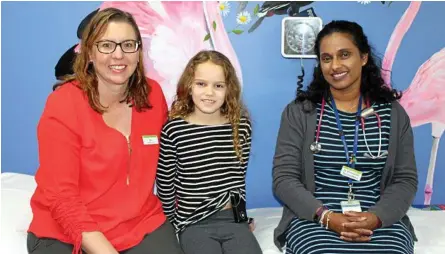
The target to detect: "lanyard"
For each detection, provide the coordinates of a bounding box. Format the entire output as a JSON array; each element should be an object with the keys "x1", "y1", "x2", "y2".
[
  {"x1": 330, "y1": 95, "x2": 362, "y2": 185},
  {"x1": 315, "y1": 97, "x2": 326, "y2": 144}
]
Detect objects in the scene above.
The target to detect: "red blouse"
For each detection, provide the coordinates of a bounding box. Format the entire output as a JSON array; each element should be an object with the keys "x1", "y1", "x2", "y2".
[{"x1": 28, "y1": 79, "x2": 167, "y2": 253}]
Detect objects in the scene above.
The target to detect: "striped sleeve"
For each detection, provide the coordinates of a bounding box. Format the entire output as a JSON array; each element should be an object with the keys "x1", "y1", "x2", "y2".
[
  {"x1": 241, "y1": 118, "x2": 252, "y2": 173},
  {"x1": 156, "y1": 124, "x2": 177, "y2": 223}
]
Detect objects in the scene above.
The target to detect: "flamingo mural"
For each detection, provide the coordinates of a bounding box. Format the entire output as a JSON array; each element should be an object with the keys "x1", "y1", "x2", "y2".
[
  {"x1": 99, "y1": 1, "x2": 244, "y2": 108},
  {"x1": 382, "y1": 1, "x2": 445, "y2": 206}
]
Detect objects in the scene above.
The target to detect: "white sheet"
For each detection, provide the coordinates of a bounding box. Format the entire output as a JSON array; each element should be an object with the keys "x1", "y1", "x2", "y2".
[{"x1": 2, "y1": 173, "x2": 445, "y2": 254}]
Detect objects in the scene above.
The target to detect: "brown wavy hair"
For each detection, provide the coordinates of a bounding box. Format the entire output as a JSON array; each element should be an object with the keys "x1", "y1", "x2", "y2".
[
  {"x1": 170, "y1": 50, "x2": 248, "y2": 161},
  {"x1": 57, "y1": 7, "x2": 151, "y2": 113}
]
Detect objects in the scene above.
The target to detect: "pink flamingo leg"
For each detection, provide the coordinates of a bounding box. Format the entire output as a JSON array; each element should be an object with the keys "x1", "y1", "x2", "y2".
[
  {"x1": 424, "y1": 184, "x2": 433, "y2": 206},
  {"x1": 424, "y1": 123, "x2": 445, "y2": 206}
]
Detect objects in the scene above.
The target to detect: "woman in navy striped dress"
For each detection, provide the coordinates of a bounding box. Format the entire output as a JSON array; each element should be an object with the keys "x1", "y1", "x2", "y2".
[{"x1": 272, "y1": 20, "x2": 418, "y2": 254}]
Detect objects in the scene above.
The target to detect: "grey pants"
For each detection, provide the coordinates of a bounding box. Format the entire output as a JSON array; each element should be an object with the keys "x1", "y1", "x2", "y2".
[
  {"x1": 27, "y1": 220, "x2": 183, "y2": 254},
  {"x1": 179, "y1": 209, "x2": 263, "y2": 254}
]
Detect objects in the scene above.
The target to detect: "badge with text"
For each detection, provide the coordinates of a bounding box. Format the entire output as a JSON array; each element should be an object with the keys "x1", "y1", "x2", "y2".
[
  {"x1": 340, "y1": 165, "x2": 362, "y2": 181},
  {"x1": 341, "y1": 200, "x2": 362, "y2": 213},
  {"x1": 142, "y1": 135, "x2": 158, "y2": 145}
]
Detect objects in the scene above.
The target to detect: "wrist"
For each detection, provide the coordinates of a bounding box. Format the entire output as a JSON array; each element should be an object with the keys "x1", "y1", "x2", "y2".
[
  {"x1": 314, "y1": 206, "x2": 329, "y2": 222},
  {"x1": 375, "y1": 216, "x2": 382, "y2": 229},
  {"x1": 369, "y1": 212, "x2": 382, "y2": 229},
  {"x1": 324, "y1": 211, "x2": 334, "y2": 230},
  {"x1": 81, "y1": 231, "x2": 116, "y2": 254},
  {"x1": 320, "y1": 210, "x2": 334, "y2": 226}
]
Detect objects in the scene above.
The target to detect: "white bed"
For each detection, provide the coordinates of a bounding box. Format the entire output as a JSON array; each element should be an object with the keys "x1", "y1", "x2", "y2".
[{"x1": 2, "y1": 173, "x2": 445, "y2": 254}]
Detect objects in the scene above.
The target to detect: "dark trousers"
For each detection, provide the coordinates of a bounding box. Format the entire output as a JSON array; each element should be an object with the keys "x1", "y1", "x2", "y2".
[
  {"x1": 27, "y1": 220, "x2": 183, "y2": 254},
  {"x1": 179, "y1": 209, "x2": 262, "y2": 254}
]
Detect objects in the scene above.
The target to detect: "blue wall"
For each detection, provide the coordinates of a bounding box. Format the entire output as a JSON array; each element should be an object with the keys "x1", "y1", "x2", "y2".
[
  {"x1": 2, "y1": 1, "x2": 102, "y2": 174},
  {"x1": 2, "y1": 1, "x2": 444, "y2": 208}
]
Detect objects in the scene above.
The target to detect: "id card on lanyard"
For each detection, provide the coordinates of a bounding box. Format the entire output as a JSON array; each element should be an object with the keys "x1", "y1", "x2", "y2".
[{"x1": 330, "y1": 95, "x2": 363, "y2": 213}]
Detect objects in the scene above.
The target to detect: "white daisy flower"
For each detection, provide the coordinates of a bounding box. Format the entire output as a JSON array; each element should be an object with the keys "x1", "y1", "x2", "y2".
[
  {"x1": 358, "y1": 0, "x2": 372, "y2": 4},
  {"x1": 218, "y1": 1, "x2": 231, "y2": 17},
  {"x1": 236, "y1": 11, "x2": 252, "y2": 25}
]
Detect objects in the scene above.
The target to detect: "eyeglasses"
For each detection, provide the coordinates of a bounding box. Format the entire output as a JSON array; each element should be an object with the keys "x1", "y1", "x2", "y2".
[{"x1": 95, "y1": 40, "x2": 140, "y2": 54}]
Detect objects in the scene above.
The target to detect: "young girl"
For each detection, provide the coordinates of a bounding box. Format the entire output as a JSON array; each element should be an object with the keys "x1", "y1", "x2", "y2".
[{"x1": 156, "y1": 50, "x2": 262, "y2": 254}]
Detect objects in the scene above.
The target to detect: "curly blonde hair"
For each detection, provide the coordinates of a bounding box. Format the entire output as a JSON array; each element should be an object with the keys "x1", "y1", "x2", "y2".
[
  {"x1": 59, "y1": 7, "x2": 150, "y2": 113},
  {"x1": 170, "y1": 50, "x2": 249, "y2": 161}
]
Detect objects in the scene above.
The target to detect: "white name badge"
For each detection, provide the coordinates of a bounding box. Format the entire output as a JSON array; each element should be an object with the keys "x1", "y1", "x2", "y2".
[
  {"x1": 341, "y1": 200, "x2": 362, "y2": 213},
  {"x1": 142, "y1": 135, "x2": 158, "y2": 145},
  {"x1": 340, "y1": 165, "x2": 362, "y2": 181}
]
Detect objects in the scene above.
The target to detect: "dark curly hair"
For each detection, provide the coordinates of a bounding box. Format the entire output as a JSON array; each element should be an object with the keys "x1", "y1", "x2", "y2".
[{"x1": 296, "y1": 20, "x2": 402, "y2": 106}]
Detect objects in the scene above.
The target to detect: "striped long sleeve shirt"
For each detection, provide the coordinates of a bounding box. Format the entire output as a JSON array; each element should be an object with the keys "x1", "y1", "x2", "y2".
[{"x1": 156, "y1": 117, "x2": 252, "y2": 232}]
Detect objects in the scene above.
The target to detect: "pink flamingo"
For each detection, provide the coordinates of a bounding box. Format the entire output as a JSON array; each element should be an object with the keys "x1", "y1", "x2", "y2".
[
  {"x1": 382, "y1": 1, "x2": 445, "y2": 206},
  {"x1": 99, "y1": 1, "x2": 244, "y2": 108}
]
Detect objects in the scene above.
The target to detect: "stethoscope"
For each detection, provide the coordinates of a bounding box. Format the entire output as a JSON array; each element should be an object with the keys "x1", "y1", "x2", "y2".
[{"x1": 310, "y1": 96, "x2": 387, "y2": 159}]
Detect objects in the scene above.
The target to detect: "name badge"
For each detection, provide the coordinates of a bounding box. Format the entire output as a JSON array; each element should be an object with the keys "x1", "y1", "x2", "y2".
[
  {"x1": 142, "y1": 135, "x2": 158, "y2": 145},
  {"x1": 341, "y1": 200, "x2": 362, "y2": 213},
  {"x1": 340, "y1": 165, "x2": 362, "y2": 181}
]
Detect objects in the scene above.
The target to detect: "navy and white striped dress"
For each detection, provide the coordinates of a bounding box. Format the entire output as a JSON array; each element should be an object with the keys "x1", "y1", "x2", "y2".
[{"x1": 285, "y1": 101, "x2": 414, "y2": 254}]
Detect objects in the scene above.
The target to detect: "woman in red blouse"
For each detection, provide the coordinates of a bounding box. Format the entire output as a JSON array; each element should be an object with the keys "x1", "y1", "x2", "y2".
[{"x1": 27, "y1": 8, "x2": 183, "y2": 254}]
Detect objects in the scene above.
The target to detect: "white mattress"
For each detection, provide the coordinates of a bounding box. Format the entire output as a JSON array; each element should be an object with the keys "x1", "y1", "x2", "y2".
[{"x1": 2, "y1": 173, "x2": 445, "y2": 254}]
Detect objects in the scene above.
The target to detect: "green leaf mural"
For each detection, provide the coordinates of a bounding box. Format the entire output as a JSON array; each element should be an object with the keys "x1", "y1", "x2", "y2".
[
  {"x1": 203, "y1": 33, "x2": 211, "y2": 41},
  {"x1": 232, "y1": 29, "x2": 244, "y2": 35}
]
